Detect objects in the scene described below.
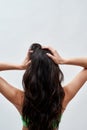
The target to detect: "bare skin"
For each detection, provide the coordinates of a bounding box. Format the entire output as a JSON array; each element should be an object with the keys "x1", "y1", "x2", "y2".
[{"x1": 0, "y1": 47, "x2": 87, "y2": 130}]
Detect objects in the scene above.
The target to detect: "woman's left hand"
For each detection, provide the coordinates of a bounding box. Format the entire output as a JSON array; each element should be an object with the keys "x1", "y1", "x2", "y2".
[{"x1": 20, "y1": 50, "x2": 32, "y2": 70}]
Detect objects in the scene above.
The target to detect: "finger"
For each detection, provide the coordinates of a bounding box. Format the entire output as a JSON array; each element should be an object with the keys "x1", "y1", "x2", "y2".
[
  {"x1": 27, "y1": 50, "x2": 33, "y2": 59},
  {"x1": 28, "y1": 60, "x2": 31, "y2": 65},
  {"x1": 29, "y1": 50, "x2": 33, "y2": 53},
  {"x1": 42, "y1": 46, "x2": 56, "y2": 55},
  {"x1": 26, "y1": 60, "x2": 31, "y2": 67},
  {"x1": 28, "y1": 50, "x2": 33, "y2": 55},
  {"x1": 46, "y1": 53, "x2": 55, "y2": 61}
]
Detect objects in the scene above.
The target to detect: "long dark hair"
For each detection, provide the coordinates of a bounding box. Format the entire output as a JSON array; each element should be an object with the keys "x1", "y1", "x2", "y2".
[{"x1": 22, "y1": 43, "x2": 65, "y2": 130}]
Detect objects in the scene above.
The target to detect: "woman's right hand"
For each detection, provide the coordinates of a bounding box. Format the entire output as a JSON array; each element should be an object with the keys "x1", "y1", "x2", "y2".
[{"x1": 43, "y1": 46, "x2": 65, "y2": 64}]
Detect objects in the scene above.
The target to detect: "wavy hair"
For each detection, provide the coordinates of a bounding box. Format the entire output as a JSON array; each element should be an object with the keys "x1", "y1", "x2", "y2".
[{"x1": 22, "y1": 43, "x2": 65, "y2": 130}]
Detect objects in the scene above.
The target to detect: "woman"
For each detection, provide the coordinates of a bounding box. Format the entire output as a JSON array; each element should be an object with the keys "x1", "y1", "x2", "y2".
[{"x1": 0, "y1": 43, "x2": 87, "y2": 130}]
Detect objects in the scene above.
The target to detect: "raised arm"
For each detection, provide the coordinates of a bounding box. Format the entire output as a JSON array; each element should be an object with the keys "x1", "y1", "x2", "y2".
[
  {"x1": 0, "y1": 63, "x2": 22, "y2": 70},
  {"x1": 0, "y1": 51, "x2": 31, "y2": 71},
  {"x1": 43, "y1": 46, "x2": 87, "y2": 107},
  {"x1": 0, "y1": 50, "x2": 31, "y2": 113},
  {"x1": 44, "y1": 46, "x2": 87, "y2": 68}
]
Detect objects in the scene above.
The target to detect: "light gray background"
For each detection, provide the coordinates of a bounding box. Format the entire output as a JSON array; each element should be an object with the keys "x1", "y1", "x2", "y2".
[{"x1": 0, "y1": 0, "x2": 87, "y2": 130}]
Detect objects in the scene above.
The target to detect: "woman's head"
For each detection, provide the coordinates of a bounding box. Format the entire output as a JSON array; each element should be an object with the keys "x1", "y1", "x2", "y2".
[{"x1": 22, "y1": 43, "x2": 65, "y2": 130}]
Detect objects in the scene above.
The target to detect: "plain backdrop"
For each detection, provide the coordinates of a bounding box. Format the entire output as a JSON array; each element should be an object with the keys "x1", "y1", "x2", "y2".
[{"x1": 0, "y1": 0, "x2": 87, "y2": 130}]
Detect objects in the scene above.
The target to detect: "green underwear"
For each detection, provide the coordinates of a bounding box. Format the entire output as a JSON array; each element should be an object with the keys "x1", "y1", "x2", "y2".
[{"x1": 21, "y1": 114, "x2": 62, "y2": 128}]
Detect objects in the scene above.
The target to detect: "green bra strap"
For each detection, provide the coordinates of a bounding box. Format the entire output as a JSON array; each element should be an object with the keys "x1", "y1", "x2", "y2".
[
  {"x1": 21, "y1": 116, "x2": 30, "y2": 127},
  {"x1": 52, "y1": 114, "x2": 62, "y2": 128}
]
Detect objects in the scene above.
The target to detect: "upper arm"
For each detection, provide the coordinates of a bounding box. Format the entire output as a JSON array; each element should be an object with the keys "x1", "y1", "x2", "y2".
[
  {"x1": 63, "y1": 69, "x2": 87, "y2": 107},
  {"x1": 0, "y1": 77, "x2": 24, "y2": 107}
]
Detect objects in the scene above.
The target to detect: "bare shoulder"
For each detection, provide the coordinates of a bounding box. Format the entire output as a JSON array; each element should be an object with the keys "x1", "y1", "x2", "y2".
[
  {"x1": 0, "y1": 77, "x2": 24, "y2": 114},
  {"x1": 15, "y1": 89, "x2": 24, "y2": 105},
  {"x1": 14, "y1": 89, "x2": 24, "y2": 114},
  {"x1": 22, "y1": 126, "x2": 28, "y2": 130},
  {"x1": 62, "y1": 69, "x2": 87, "y2": 109},
  {"x1": 62, "y1": 87, "x2": 70, "y2": 110}
]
